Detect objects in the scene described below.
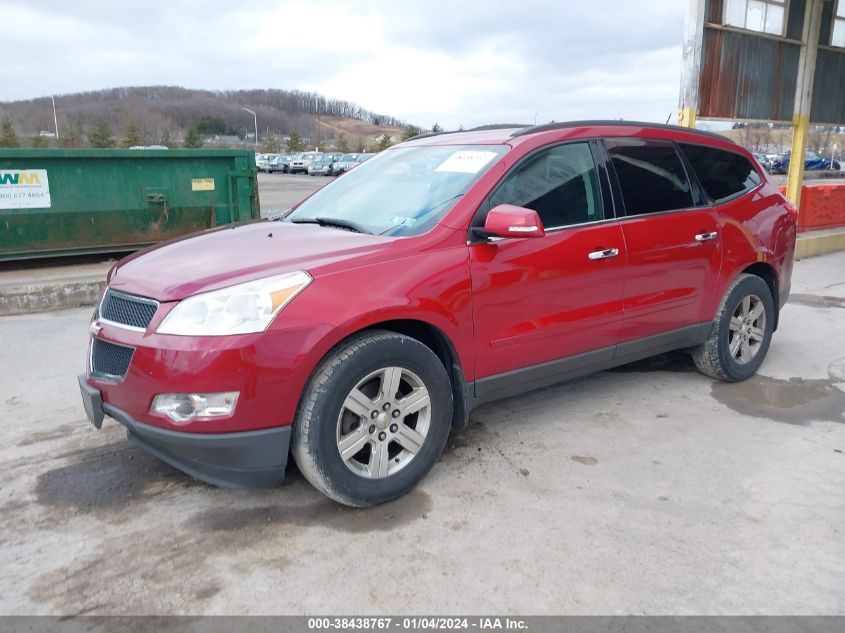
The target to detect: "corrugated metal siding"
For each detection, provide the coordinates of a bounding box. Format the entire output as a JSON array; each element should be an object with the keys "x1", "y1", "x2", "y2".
[
  {"x1": 699, "y1": 29, "x2": 799, "y2": 120},
  {"x1": 698, "y1": 0, "x2": 845, "y2": 124},
  {"x1": 705, "y1": 0, "x2": 723, "y2": 24},
  {"x1": 812, "y1": 49, "x2": 845, "y2": 124}
]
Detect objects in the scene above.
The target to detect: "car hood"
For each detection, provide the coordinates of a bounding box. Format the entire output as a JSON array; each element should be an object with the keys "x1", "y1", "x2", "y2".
[{"x1": 108, "y1": 221, "x2": 395, "y2": 301}]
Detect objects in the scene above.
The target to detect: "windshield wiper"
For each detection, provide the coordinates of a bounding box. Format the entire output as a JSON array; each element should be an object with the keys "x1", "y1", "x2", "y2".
[{"x1": 290, "y1": 217, "x2": 371, "y2": 234}]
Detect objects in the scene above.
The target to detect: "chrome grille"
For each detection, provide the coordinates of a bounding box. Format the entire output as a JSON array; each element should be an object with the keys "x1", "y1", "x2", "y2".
[
  {"x1": 91, "y1": 339, "x2": 135, "y2": 380},
  {"x1": 100, "y1": 290, "x2": 158, "y2": 329}
]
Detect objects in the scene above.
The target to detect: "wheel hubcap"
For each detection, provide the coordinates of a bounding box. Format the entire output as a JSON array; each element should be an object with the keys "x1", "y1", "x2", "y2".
[
  {"x1": 728, "y1": 293, "x2": 766, "y2": 365},
  {"x1": 336, "y1": 366, "x2": 431, "y2": 479}
]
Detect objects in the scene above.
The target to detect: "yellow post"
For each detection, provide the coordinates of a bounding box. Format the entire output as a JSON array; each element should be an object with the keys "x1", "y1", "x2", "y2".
[
  {"x1": 678, "y1": 107, "x2": 697, "y2": 129},
  {"x1": 786, "y1": 0, "x2": 823, "y2": 210},
  {"x1": 786, "y1": 114, "x2": 809, "y2": 207}
]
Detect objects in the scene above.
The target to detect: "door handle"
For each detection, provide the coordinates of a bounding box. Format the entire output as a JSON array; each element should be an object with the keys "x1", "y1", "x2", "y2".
[
  {"x1": 695, "y1": 231, "x2": 718, "y2": 242},
  {"x1": 588, "y1": 248, "x2": 620, "y2": 260}
]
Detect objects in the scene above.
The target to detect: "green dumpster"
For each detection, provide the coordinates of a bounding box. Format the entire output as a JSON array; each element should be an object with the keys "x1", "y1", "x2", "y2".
[{"x1": 0, "y1": 148, "x2": 259, "y2": 261}]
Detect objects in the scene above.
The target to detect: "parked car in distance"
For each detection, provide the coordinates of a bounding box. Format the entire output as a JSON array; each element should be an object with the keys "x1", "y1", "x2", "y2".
[
  {"x1": 752, "y1": 152, "x2": 773, "y2": 172},
  {"x1": 771, "y1": 150, "x2": 840, "y2": 174},
  {"x1": 347, "y1": 153, "x2": 374, "y2": 171},
  {"x1": 331, "y1": 153, "x2": 361, "y2": 175},
  {"x1": 308, "y1": 154, "x2": 339, "y2": 176},
  {"x1": 267, "y1": 155, "x2": 290, "y2": 173},
  {"x1": 79, "y1": 121, "x2": 797, "y2": 508},
  {"x1": 289, "y1": 152, "x2": 323, "y2": 174},
  {"x1": 255, "y1": 154, "x2": 273, "y2": 172}
]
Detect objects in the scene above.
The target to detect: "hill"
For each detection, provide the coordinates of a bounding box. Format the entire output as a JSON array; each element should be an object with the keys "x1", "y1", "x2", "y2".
[{"x1": 0, "y1": 86, "x2": 407, "y2": 150}]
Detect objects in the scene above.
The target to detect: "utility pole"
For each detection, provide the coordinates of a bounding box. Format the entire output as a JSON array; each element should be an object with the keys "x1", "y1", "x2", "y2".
[
  {"x1": 51, "y1": 95, "x2": 59, "y2": 140},
  {"x1": 786, "y1": 0, "x2": 824, "y2": 210},
  {"x1": 242, "y1": 107, "x2": 258, "y2": 148},
  {"x1": 315, "y1": 96, "x2": 320, "y2": 151},
  {"x1": 678, "y1": 0, "x2": 705, "y2": 128}
]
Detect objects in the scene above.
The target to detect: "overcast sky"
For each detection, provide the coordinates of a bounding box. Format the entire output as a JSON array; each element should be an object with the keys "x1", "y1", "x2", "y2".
[{"x1": 0, "y1": 0, "x2": 688, "y2": 129}]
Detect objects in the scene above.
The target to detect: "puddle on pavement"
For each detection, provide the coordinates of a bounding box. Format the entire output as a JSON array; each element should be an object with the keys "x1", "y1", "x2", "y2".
[
  {"x1": 190, "y1": 484, "x2": 432, "y2": 535},
  {"x1": 712, "y1": 375, "x2": 845, "y2": 425},
  {"x1": 787, "y1": 293, "x2": 845, "y2": 309},
  {"x1": 35, "y1": 441, "x2": 200, "y2": 512}
]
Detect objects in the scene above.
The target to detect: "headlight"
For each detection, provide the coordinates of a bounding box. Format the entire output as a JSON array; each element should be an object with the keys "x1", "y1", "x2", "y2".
[{"x1": 156, "y1": 271, "x2": 312, "y2": 336}]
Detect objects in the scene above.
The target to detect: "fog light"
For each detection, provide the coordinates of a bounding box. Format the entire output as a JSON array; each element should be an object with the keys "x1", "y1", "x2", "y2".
[{"x1": 151, "y1": 392, "x2": 239, "y2": 423}]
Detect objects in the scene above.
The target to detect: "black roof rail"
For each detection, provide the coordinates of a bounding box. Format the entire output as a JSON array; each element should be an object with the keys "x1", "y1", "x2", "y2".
[
  {"x1": 405, "y1": 123, "x2": 530, "y2": 142},
  {"x1": 467, "y1": 123, "x2": 531, "y2": 131},
  {"x1": 510, "y1": 119, "x2": 732, "y2": 143},
  {"x1": 404, "y1": 130, "x2": 460, "y2": 142}
]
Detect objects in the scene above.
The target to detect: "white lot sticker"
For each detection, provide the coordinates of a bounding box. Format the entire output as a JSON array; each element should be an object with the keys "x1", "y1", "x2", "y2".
[
  {"x1": 192, "y1": 177, "x2": 215, "y2": 191},
  {"x1": 0, "y1": 169, "x2": 51, "y2": 209},
  {"x1": 435, "y1": 151, "x2": 498, "y2": 174}
]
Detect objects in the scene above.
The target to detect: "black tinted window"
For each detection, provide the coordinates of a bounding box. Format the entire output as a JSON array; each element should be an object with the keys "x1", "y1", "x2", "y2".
[
  {"x1": 606, "y1": 140, "x2": 694, "y2": 215},
  {"x1": 489, "y1": 142, "x2": 603, "y2": 228},
  {"x1": 680, "y1": 143, "x2": 761, "y2": 202}
]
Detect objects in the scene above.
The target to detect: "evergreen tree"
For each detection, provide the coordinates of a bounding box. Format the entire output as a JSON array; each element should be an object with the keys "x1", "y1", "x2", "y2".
[
  {"x1": 431, "y1": 122, "x2": 443, "y2": 133},
  {"x1": 121, "y1": 122, "x2": 142, "y2": 148},
  {"x1": 183, "y1": 126, "x2": 204, "y2": 148},
  {"x1": 31, "y1": 134, "x2": 48, "y2": 148},
  {"x1": 0, "y1": 117, "x2": 20, "y2": 147},
  {"x1": 376, "y1": 134, "x2": 393, "y2": 151},
  {"x1": 262, "y1": 135, "x2": 281, "y2": 153},
  {"x1": 285, "y1": 130, "x2": 304, "y2": 153},
  {"x1": 336, "y1": 133, "x2": 350, "y2": 153},
  {"x1": 402, "y1": 125, "x2": 422, "y2": 140},
  {"x1": 60, "y1": 122, "x2": 81, "y2": 147},
  {"x1": 159, "y1": 128, "x2": 173, "y2": 148},
  {"x1": 88, "y1": 120, "x2": 115, "y2": 148},
  {"x1": 355, "y1": 137, "x2": 367, "y2": 153}
]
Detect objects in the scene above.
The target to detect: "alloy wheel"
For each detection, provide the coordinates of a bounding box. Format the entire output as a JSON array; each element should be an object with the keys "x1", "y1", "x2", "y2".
[{"x1": 336, "y1": 366, "x2": 431, "y2": 479}]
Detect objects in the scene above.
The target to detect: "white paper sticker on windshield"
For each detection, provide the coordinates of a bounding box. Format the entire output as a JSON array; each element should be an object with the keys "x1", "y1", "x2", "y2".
[{"x1": 435, "y1": 151, "x2": 498, "y2": 174}]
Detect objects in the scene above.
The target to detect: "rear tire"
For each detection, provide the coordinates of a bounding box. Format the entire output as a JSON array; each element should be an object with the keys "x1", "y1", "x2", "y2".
[
  {"x1": 291, "y1": 331, "x2": 453, "y2": 507},
  {"x1": 692, "y1": 274, "x2": 774, "y2": 382}
]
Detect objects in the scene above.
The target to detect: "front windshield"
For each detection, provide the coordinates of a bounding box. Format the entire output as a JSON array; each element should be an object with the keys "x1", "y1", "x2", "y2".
[{"x1": 286, "y1": 144, "x2": 507, "y2": 237}]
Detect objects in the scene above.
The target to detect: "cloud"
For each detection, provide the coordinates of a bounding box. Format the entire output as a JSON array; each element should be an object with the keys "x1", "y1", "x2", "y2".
[{"x1": 0, "y1": 0, "x2": 687, "y2": 129}]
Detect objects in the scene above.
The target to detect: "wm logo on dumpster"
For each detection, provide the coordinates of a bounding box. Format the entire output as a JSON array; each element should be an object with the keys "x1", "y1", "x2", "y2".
[
  {"x1": 0, "y1": 169, "x2": 51, "y2": 209},
  {"x1": 0, "y1": 171, "x2": 42, "y2": 186}
]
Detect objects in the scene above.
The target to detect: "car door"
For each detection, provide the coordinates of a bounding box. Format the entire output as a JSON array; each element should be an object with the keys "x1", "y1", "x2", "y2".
[
  {"x1": 603, "y1": 139, "x2": 721, "y2": 346},
  {"x1": 469, "y1": 141, "x2": 627, "y2": 399}
]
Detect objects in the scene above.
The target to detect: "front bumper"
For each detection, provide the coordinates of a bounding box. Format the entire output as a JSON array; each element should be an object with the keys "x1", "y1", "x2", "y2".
[{"x1": 79, "y1": 375, "x2": 291, "y2": 489}]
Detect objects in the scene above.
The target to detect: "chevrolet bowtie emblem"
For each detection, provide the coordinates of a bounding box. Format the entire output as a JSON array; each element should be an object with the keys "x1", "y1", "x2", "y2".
[{"x1": 89, "y1": 322, "x2": 102, "y2": 336}]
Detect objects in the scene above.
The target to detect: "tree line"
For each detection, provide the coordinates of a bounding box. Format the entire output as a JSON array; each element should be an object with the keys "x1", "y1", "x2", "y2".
[{"x1": 0, "y1": 86, "x2": 406, "y2": 147}]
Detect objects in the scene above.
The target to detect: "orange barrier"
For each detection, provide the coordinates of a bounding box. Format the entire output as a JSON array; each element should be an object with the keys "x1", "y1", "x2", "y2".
[{"x1": 778, "y1": 183, "x2": 845, "y2": 232}]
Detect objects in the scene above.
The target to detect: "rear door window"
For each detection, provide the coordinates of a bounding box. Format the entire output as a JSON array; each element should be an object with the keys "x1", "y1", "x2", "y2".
[
  {"x1": 605, "y1": 140, "x2": 694, "y2": 215},
  {"x1": 680, "y1": 143, "x2": 761, "y2": 203}
]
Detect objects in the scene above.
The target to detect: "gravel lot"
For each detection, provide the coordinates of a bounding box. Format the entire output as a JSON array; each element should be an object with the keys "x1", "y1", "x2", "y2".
[
  {"x1": 257, "y1": 172, "x2": 334, "y2": 217},
  {"x1": 1, "y1": 250, "x2": 843, "y2": 616}
]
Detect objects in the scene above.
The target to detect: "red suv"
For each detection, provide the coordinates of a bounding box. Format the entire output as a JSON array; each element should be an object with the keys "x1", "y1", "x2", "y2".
[{"x1": 79, "y1": 121, "x2": 797, "y2": 507}]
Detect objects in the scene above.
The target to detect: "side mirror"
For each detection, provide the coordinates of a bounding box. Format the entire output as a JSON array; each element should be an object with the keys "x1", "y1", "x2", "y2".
[{"x1": 479, "y1": 204, "x2": 545, "y2": 239}]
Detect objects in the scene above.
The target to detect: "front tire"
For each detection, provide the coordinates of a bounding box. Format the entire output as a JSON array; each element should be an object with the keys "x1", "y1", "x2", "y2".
[
  {"x1": 692, "y1": 274, "x2": 774, "y2": 382},
  {"x1": 291, "y1": 331, "x2": 453, "y2": 507}
]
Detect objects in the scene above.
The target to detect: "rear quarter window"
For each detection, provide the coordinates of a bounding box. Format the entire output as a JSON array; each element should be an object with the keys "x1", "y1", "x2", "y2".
[{"x1": 679, "y1": 143, "x2": 761, "y2": 203}]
